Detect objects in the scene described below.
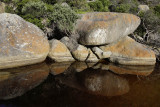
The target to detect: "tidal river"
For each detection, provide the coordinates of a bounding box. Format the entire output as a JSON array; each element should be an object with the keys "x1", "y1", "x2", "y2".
[{"x1": 0, "y1": 60, "x2": 160, "y2": 107}]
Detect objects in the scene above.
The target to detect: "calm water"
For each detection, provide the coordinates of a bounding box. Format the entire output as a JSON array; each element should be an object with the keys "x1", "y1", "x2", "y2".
[{"x1": 0, "y1": 60, "x2": 160, "y2": 107}]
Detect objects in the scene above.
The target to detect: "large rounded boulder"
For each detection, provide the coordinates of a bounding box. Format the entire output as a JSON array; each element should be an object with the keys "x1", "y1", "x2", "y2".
[
  {"x1": 100, "y1": 36, "x2": 156, "y2": 65},
  {"x1": 0, "y1": 13, "x2": 49, "y2": 69},
  {"x1": 76, "y1": 12, "x2": 141, "y2": 45}
]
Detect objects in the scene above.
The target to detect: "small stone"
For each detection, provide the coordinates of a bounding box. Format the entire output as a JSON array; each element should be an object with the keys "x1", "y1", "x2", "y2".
[
  {"x1": 138, "y1": 5, "x2": 150, "y2": 12},
  {"x1": 86, "y1": 49, "x2": 99, "y2": 62},
  {"x1": 71, "y1": 45, "x2": 89, "y2": 61},
  {"x1": 92, "y1": 47, "x2": 111, "y2": 59},
  {"x1": 60, "y1": 36, "x2": 79, "y2": 51}
]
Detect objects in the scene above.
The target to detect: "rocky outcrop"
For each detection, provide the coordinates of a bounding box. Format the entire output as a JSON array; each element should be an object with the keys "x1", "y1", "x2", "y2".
[
  {"x1": 100, "y1": 36, "x2": 156, "y2": 65},
  {"x1": 0, "y1": 13, "x2": 49, "y2": 69},
  {"x1": 0, "y1": 2, "x2": 5, "y2": 13},
  {"x1": 48, "y1": 39, "x2": 75, "y2": 62},
  {"x1": 61, "y1": 37, "x2": 99, "y2": 62},
  {"x1": 76, "y1": 12, "x2": 140, "y2": 45}
]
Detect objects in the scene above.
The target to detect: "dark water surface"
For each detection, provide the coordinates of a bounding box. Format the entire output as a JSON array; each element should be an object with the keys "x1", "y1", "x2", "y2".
[{"x1": 0, "y1": 60, "x2": 160, "y2": 107}]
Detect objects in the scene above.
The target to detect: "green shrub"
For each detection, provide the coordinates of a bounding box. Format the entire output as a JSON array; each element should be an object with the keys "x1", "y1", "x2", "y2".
[
  {"x1": 109, "y1": 0, "x2": 139, "y2": 14},
  {"x1": 23, "y1": 14, "x2": 45, "y2": 29},
  {"x1": 22, "y1": 1, "x2": 47, "y2": 18},
  {"x1": 114, "y1": 4, "x2": 131, "y2": 13},
  {"x1": 143, "y1": 10, "x2": 160, "y2": 29},
  {"x1": 45, "y1": 4, "x2": 54, "y2": 12},
  {"x1": 49, "y1": 4, "x2": 79, "y2": 35},
  {"x1": 42, "y1": 0, "x2": 61, "y2": 4},
  {"x1": 138, "y1": 11, "x2": 145, "y2": 17},
  {"x1": 88, "y1": 0, "x2": 110, "y2": 12},
  {"x1": 65, "y1": 0, "x2": 87, "y2": 9},
  {"x1": 5, "y1": 5, "x2": 15, "y2": 13},
  {"x1": 154, "y1": 4, "x2": 160, "y2": 17},
  {"x1": 136, "y1": 9, "x2": 160, "y2": 37}
]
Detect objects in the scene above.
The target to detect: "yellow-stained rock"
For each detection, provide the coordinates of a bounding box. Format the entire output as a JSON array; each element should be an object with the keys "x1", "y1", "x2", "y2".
[
  {"x1": 48, "y1": 39, "x2": 75, "y2": 62},
  {"x1": 0, "y1": 13, "x2": 49, "y2": 69},
  {"x1": 76, "y1": 12, "x2": 140, "y2": 45},
  {"x1": 100, "y1": 36, "x2": 156, "y2": 65}
]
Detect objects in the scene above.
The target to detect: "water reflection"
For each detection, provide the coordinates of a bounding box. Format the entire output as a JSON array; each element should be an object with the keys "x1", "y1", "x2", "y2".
[
  {"x1": 49, "y1": 61, "x2": 154, "y2": 76},
  {"x1": 91, "y1": 62, "x2": 155, "y2": 76},
  {"x1": 50, "y1": 62, "x2": 72, "y2": 75},
  {"x1": 0, "y1": 61, "x2": 159, "y2": 107},
  {"x1": 50, "y1": 62, "x2": 97, "y2": 75},
  {"x1": 56, "y1": 69, "x2": 129, "y2": 96},
  {"x1": 0, "y1": 63, "x2": 49, "y2": 100},
  {"x1": 108, "y1": 63, "x2": 155, "y2": 76}
]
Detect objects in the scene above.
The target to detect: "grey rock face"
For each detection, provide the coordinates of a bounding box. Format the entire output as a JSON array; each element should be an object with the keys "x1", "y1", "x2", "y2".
[{"x1": 76, "y1": 12, "x2": 141, "y2": 45}]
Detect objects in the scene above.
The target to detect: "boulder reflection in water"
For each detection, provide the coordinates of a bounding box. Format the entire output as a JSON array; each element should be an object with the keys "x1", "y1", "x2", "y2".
[
  {"x1": 56, "y1": 69, "x2": 129, "y2": 97},
  {"x1": 91, "y1": 62, "x2": 155, "y2": 76},
  {"x1": 108, "y1": 63, "x2": 155, "y2": 76},
  {"x1": 0, "y1": 63, "x2": 49, "y2": 100}
]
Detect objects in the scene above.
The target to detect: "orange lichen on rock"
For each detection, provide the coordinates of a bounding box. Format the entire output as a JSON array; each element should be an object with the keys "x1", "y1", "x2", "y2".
[
  {"x1": 48, "y1": 39, "x2": 75, "y2": 62},
  {"x1": 0, "y1": 13, "x2": 49, "y2": 69},
  {"x1": 100, "y1": 36, "x2": 156, "y2": 65}
]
